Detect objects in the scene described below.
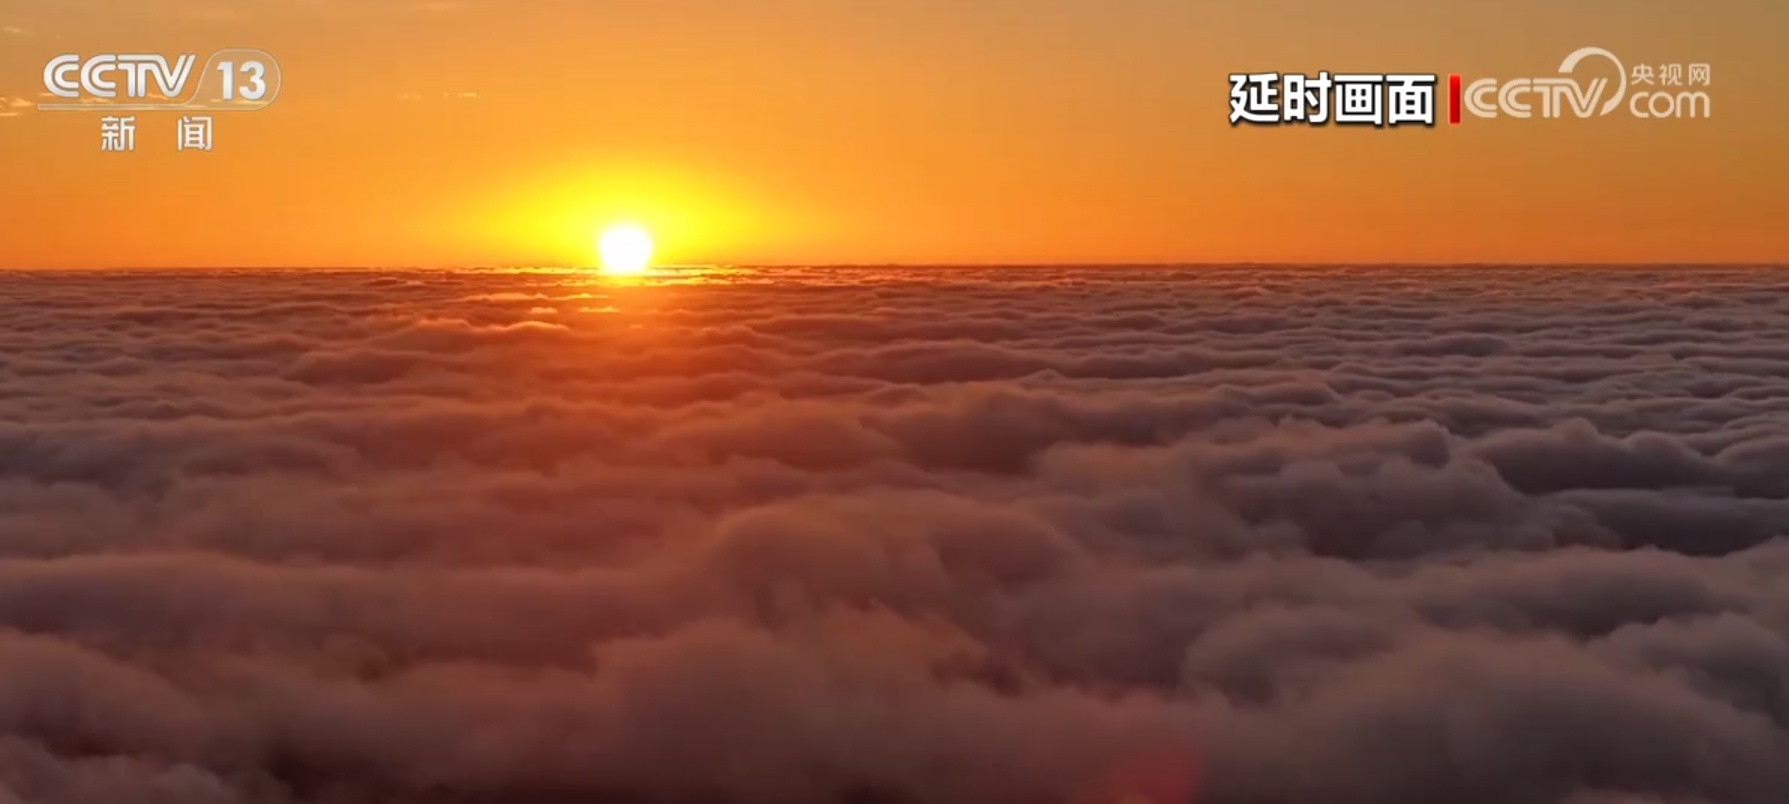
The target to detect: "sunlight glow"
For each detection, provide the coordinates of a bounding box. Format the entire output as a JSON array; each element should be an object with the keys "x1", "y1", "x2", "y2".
[{"x1": 597, "y1": 224, "x2": 654, "y2": 275}]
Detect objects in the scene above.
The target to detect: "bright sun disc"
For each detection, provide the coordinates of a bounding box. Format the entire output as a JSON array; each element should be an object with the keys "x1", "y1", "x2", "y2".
[{"x1": 597, "y1": 224, "x2": 654, "y2": 275}]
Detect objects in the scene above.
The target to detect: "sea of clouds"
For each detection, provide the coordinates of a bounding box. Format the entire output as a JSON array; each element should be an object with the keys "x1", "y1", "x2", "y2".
[{"x1": 0, "y1": 265, "x2": 1785, "y2": 804}]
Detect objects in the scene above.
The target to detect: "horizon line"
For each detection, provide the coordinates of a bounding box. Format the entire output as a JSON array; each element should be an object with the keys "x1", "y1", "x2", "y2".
[{"x1": 3, "y1": 261, "x2": 1789, "y2": 272}]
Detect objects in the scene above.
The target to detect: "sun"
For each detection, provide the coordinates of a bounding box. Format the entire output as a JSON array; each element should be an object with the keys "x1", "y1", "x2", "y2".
[{"x1": 596, "y1": 223, "x2": 654, "y2": 275}]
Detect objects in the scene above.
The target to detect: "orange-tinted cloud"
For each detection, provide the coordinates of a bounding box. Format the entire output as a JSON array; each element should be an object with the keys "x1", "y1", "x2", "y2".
[{"x1": 0, "y1": 266, "x2": 1786, "y2": 800}]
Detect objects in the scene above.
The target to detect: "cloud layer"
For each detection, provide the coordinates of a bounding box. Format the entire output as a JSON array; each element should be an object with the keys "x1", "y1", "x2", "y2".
[{"x1": 0, "y1": 265, "x2": 1786, "y2": 804}]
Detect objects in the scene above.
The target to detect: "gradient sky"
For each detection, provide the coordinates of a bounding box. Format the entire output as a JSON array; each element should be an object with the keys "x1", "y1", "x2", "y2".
[{"x1": 1, "y1": 0, "x2": 1785, "y2": 268}]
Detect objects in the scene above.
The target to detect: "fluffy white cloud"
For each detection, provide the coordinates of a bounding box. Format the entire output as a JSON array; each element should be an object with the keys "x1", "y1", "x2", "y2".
[{"x1": 0, "y1": 266, "x2": 1785, "y2": 803}]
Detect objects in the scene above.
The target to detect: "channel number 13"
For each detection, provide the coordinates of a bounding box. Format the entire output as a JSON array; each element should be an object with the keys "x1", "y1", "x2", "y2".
[{"x1": 215, "y1": 60, "x2": 270, "y2": 102}]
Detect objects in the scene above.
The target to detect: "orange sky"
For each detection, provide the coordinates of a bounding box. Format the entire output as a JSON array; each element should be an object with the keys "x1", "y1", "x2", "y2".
[{"x1": 1, "y1": 0, "x2": 1785, "y2": 268}]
